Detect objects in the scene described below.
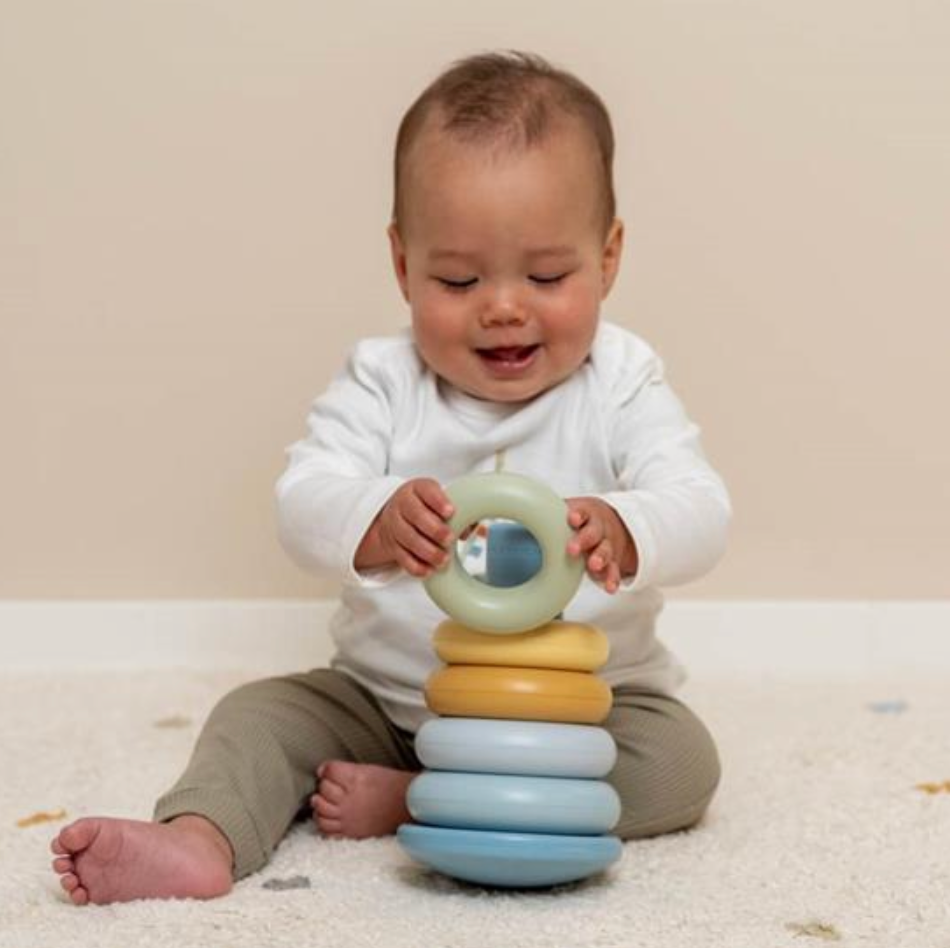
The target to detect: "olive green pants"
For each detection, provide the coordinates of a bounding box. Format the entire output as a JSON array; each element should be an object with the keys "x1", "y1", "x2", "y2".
[{"x1": 153, "y1": 669, "x2": 720, "y2": 880}]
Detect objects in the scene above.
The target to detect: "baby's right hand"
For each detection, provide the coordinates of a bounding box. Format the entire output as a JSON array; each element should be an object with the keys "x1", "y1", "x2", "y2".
[{"x1": 362, "y1": 478, "x2": 456, "y2": 578}]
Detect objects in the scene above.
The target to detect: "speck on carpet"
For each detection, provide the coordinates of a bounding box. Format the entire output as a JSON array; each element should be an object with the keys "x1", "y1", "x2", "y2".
[{"x1": 2, "y1": 671, "x2": 948, "y2": 948}]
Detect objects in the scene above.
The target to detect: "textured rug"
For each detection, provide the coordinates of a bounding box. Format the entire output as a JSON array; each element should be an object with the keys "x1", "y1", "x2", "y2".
[{"x1": 1, "y1": 670, "x2": 948, "y2": 948}]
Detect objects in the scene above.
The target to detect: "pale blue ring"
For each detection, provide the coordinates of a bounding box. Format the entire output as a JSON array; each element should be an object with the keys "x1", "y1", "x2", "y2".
[
  {"x1": 407, "y1": 771, "x2": 620, "y2": 834},
  {"x1": 415, "y1": 717, "x2": 617, "y2": 778}
]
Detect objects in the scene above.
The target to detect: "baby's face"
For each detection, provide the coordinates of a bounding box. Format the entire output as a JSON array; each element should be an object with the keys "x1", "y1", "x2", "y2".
[{"x1": 389, "y1": 121, "x2": 623, "y2": 403}]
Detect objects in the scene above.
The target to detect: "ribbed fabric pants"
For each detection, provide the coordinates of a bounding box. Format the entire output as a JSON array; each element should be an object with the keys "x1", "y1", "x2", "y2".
[{"x1": 153, "y1": 669, "x2": 721, "y2": 880}]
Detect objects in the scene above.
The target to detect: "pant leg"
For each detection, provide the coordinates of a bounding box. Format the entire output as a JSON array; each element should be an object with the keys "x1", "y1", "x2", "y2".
[
  {"x1": 604, "y1": 687, "x2": 721, "y2": 839},
  {"x1": 153, "y1": 668, "x2": 419, "y2": 880}
]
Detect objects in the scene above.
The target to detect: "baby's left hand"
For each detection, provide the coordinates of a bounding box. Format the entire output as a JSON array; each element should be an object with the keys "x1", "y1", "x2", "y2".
[{"x1": 565, "y1": 497, "x2": 639, "y2": 595}]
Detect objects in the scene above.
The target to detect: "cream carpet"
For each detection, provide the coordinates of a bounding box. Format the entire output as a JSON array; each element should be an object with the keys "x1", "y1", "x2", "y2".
[{"x1": 2, "y1": 670, "x2": 948, "y2": 948}]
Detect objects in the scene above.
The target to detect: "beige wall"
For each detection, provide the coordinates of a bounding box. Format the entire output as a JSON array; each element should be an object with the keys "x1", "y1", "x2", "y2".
[{"x1": 2, "y1": 0, "x2": 948, "y2": 600}]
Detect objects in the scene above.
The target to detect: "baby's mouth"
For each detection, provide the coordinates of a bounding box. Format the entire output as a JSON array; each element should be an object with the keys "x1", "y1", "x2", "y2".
[{"x1": 476, "y1": 344, "x2": 540, "y2": 364}]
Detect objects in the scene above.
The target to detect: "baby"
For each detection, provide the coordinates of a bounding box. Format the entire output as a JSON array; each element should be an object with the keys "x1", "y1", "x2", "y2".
[{"x1": 51, "y1": 50, "x2": 730, "y2": 905}]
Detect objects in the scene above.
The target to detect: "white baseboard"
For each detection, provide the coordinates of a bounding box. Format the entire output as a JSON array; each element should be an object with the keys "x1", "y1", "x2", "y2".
[{"x1": 0, "y1": 599, "x2": 947, "y2": 676}]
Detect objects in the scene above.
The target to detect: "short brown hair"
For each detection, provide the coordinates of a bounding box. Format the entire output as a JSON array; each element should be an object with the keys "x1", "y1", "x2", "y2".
[{"x1": 392, "y1": 50, "x2": 616, "y2": 234}]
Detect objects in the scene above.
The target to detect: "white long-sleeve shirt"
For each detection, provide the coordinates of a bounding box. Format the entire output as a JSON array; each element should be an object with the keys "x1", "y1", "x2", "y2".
[{"x1": 276, "y1": 321, "x2": 731, "y2": 732}]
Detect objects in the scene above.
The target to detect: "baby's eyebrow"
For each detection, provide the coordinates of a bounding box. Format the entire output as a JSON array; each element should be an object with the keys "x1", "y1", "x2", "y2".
[
  {"x1": 428, "y1": 249, "x2": 476, "y2": 262},
  {"x1": 427, "y1": 245, "x2": 576, "y2": 262},
  {"x1": 524, "y1": 245, "x2": 577, "y2": 258}
]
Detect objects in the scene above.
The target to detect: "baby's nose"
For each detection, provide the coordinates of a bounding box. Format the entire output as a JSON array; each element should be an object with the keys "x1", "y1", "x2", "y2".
[{"x1": 480, "y1": 293, "x2": 527, "y2": 327}]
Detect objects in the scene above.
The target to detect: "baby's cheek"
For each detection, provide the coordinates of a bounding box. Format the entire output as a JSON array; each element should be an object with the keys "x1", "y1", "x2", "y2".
[{"x1": 544, "y1": 288, "x2": 599, "y2": 353}]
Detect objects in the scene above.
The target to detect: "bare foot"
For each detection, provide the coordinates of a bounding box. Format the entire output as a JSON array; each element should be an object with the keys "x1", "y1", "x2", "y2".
[
  {"x1": 311, "y1": 762, "x2": 417, "y2": 839},
  {"x1": 50, "y1": 815, "x2": 233, "y2": 905}
]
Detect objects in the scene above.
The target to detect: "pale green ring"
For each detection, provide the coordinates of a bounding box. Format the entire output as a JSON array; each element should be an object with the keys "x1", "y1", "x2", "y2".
[{"x1": 423, "y1": 472, "x2": 584, "y2": 634}]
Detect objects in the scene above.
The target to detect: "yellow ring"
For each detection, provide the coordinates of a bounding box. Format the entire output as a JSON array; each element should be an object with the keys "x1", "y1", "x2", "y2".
[
  {"x1": 433, "y1": 620, "x2": 609, "y2": 672},
  {"x1": 425, "y1": 665, "x2": 612, "y2": 724}
]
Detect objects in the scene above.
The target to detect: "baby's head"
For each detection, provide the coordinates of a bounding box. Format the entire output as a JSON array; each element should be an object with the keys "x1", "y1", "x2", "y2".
[{"x1": 389, "y1": 51, "x2": 623, "y2": 403}]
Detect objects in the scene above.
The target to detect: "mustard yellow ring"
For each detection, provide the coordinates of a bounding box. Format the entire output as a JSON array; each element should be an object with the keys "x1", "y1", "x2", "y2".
[
  {"x1": 425, "y1": 665, "x2": 613, "y2": 725},
  {"x1": 433, "y1": 620, "x2": 609, "y2": 672}
]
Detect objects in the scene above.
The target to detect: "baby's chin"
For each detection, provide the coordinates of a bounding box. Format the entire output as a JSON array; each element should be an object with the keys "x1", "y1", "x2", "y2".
[
  {"x1": 470, "y1": 385, "x2": 546, "y2": 404},
  {"x1": 438, "y1": 373, "x2": 540, "y2": 405},
  {"x1": 453, "y1": 367, "x2": 565, "y2": 405}
]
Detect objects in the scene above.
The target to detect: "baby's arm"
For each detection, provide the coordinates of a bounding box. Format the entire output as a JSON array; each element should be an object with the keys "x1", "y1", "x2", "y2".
[
  {"x1": 276, "y1": 342, "x2": 407, "y2": 583},
  {"x1": 580, "y1": 337, "x2": 731, "y2": 593}
]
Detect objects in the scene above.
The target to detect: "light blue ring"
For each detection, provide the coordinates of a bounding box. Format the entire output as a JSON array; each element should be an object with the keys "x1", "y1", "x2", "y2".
[
  {"x1": 407, "y1": 771, "x2": 620, "y2": 834},
  {"x1": 398, "y1": 824, "x2": 623, "y2": 889},
  {"x1": 415, "y1": 717, "x2": 617, "y2": 778}
]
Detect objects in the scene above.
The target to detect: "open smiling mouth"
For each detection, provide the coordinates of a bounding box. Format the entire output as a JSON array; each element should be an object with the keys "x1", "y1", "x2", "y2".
[{"x1": 475, "y1": 344, "x2": 540, "y2": 368}]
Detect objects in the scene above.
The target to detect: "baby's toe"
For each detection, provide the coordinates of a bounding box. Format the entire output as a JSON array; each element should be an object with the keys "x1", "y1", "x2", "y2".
[
  {"x1": 317, "y1": 817, "x2": 344, "y2": 837},
  {"x1": 319, "y1": 760, "x2": 358, "y2": 787},
  {"x1": 58, "y1": 818, "x2": 98, "y2": 853},
  {"x1": 52, "y1": 856, "x2": 73, "y2": 874},
  {"x1": 316, "y1": 778, "x2": 347, "y2": 805},
  {"x1": 70, "y1": 886, "x2": 90, "y2": 906},
  {"x1": 60, "y1": 872, "x2": 80, "y2": 893},
  {"x1": 313, "y1": 795, "x2": 341, "y2": 820}
]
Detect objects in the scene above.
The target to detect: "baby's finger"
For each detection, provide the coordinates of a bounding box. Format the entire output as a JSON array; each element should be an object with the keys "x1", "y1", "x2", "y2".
[
  {"x1": 413, "y1": 478, "x2": 456, "y2": 520},
  {"x1": 566, "y1": 503, "x2": 590, "y2": 531},
  {"x1": 603, "y1": 562, "x2": 621, "y2": 595},
  {"x1": 587, "y1": 538, "x2": 613, "y2": 574},
  {"x1": 568, "y1": 518, "x2": 605, "y2": 557},
  {"x1": 402, "y1": 489, "x2": 455, "y2": 548},
  {"x1": 395, "y1": 544, "x2": 437, "y2": 578},
  {"x1": 394, "y1": 521, "x2": 450, "y2": 573}
]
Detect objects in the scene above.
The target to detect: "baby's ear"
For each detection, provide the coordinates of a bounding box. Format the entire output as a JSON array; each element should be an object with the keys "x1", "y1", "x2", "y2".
[
  {"x1": 388, "y1": 223, "x2": 411, "y2": 302},
  {"x1": 600, "y1": 218, "x2": 624, "y2": 297}
]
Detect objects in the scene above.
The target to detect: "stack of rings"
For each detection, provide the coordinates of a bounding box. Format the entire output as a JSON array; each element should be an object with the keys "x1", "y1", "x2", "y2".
[{"x1": 396, "y1": 472, "x2": 623, "y2": 888}]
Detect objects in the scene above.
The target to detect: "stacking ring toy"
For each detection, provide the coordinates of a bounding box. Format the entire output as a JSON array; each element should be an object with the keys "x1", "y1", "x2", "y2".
[
  {"x1": 425, "y1": 665, "x2": 612, "y2": 724},
  {"x1": 407, "y1": 772, "x2": 620, "y2": 834},
  {"x1": 401, "y1": 472, "x2": 622, "y2": 889},
  {"x1": 423, "y1": 472, "x2": 584, "y2": 634},
  {"x1": 433, "y1": 620, "x2": 609, "y2": 672},
  {"x1": 415, "y1": 718, "x2": 617, "y2": 778},
  {"x1": 397, "y1": 825, "x2": 623, "y2": 889}
]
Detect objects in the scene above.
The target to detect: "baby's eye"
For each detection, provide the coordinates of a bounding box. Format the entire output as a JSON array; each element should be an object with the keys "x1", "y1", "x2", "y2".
[
  {"x1": 530, "y1": 272, "x2": 569, "y2": 285},
  {"x1": 436, "y1": 277, "x2": 478, "y2": 291}
]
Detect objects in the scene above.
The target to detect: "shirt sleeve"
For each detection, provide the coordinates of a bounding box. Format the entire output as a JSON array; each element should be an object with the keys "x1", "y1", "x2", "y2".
[
  {"x1": 594, "y1": 337, "x2": 732, "y2": 592},
  {"x1": 274, "y1": 341, "x2": 407, "y2": 588}
]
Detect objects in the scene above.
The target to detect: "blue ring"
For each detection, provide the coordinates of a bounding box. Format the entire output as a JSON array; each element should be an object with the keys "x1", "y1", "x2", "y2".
[{"x1": 398, "y1": 824, "x2": 622, "y2": 888}]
